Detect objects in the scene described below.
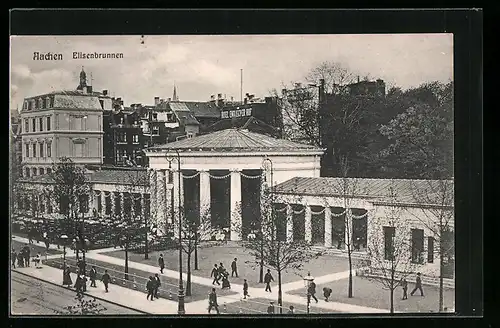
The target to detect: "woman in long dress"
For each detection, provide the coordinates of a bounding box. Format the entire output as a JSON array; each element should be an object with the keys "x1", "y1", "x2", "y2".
[{"x1": 63, "y1": 267, "x2": 73, "y2": 287}]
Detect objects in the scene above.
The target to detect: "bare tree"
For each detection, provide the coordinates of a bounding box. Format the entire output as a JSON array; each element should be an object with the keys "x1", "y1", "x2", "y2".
[
  {"x1": 305, "y1": 61, "x2": 355, "y2": 94},
  {"x1": 241, "y1": 183, "x2": 323, "y2": 313},
  {"x1": 359, "y1": 184, "x2": 418, "y2": 314},
  {"x1": 330, "y1": 155, "x2": 363, "y2": 298},
  {"x1": 408, "y1": 179, "x2": 454, "y2": 312}
]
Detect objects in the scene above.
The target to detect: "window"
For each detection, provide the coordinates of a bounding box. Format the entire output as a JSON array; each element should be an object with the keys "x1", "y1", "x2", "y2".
[
  {"x1": 39, "y1": 142, "x2": 44, "y2": 157},
  {"x1": 32, "y1": 167, "x2": 37, "y2": 176},
  {"x1": 47, "y1": 168, "x2": 52, "y2": 174},
  {"x1": 24, "y1": 119, "x2": 29, "y2": 133},
  {"x1": 132, "y1": 134, "x2": 139, "y2": 143},
  {"x1": 427, "y1": 237, "x2": 434, "y2": 263},
  {"x1": 383, "y1": 226, "x2": 395, "y2": 261},
  {"x1": 39, "y1": 117, "x2": 44, "y2": 131},
  {"x1": 32, "y1": 143, "x2": 37, "y2": 157},
  {"x1": 32, "y1": 118, "x2": 36, "y2": 132},
  {"x1": 47, "y1": 141, "x2": 52, "y2": 157},
  {"x1": 39, "y1": 168, "x2": 45, "y2": 175},
  {"x1": 49, "y1": 96, "x2": 54, "y2": 108},
  {"x1": 99, "y1": 99, "x2": 104, "y2": 109},
  {"x1": 116, "y1": 132, "x2": 126, "y2": 143},
  {"x1": 23, "y1": 101, "x2": 27, "y2": 110},
  {"x1": 79, "y1": 195, "x2": 89, "y2": 213},
  {"x1": 28, "y1": 100, "x2": 32, "y2": 110},
  {"x1": 47, "y1": 116, "x2": 51, "y2": 131},
  {"x1": 152, "y1": 126, "x2": 159, "y2": 135},
  {"x1": 25, "y1": 167, "x2": 30, "y2": 177},
  {"x1": 42, "y1": 98, "x2": 47, "y2": 108},
  {"x1": 411, "y1": 229, "x2": 424, "y2": 264},
  {"x1": 25, "y1": 143, "x2": 30, "y2": 158}
]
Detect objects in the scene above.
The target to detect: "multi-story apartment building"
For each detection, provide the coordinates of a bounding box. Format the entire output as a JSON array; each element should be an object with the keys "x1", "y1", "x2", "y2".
[{"x1": 20, "y1": 69, "x2": 112, "y2": 177}]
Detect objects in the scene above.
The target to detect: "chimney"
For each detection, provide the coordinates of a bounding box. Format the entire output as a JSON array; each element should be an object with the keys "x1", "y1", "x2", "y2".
[
  {"x1": 210, "y1": 95, "x2": 215, "y2": 101},
  {"x1": 167, "y1": 98, "x2": 171, "y2": 102},
  {"x1": 244, "y1": 97, "x2": 248, "y2": 105},
  {"x1": 103, "y1": 90, "x2": 108, "y2": 96},
  {"x1": 154, "y1": 97, "x2": 160, "y2": 105},
  {"x1": 230, "y1": 96, "x2": 234, "y2": 102},
  {"x1": 215, "y1": 97, "x2": 219, "y2": 107},
  {"x1": 217, "y1": 93, "x2": 222, "y2": 99}
]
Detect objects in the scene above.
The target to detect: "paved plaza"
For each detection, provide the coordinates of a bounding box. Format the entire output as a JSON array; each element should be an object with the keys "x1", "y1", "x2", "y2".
[{"x1": 10, "y1": 235, "x2": 453, "y2": 314}]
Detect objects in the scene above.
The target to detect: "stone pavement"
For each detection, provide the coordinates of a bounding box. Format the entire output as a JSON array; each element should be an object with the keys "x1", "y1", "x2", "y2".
[{"x1": 11, "y1": 235, "x2": 391, "y2": 314}]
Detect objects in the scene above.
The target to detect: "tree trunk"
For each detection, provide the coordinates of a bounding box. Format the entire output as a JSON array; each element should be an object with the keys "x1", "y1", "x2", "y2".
[
  {"x1": 259, "y1": 241, "x2": 264, "y2": 283},
  {"x1": 390, "y1": 288, "x2": 394, "y2": 314},
  {"x1": 186, "y1": 247, "x2": 192, "y2": 296},
  {"x1": 194, "y1": 232, "x2": 199, "y2": 270},
  {"x1": 278, "y1": 269, "x2": 283, "y2": 314},
  {"x1": 348, "y1": 243, "x2": 353, "y2": 298},
  {"x1": 390, "y1": 268, "x2": 395, "y2": 314},
  {"x1": 144, "y1": 226, "x2": 149, "y2": 260},
  {"x1": 125, "y1": 240, "x2": 129, "y2": 280},
  {"x1": 439, "y1": 246, "x2": 444, "y2": 312}
]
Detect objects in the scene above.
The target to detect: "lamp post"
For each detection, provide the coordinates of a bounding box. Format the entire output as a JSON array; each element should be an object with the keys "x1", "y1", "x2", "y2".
[
  {"x1": 166, "y1": 149, "x2": 185, "y2": 315},
  {"x1": 303, "y1": 272, "x2": 315, "y2": 314},
  {"x1": 60, "y1": 234, "x2": 68, "y2": 284}
]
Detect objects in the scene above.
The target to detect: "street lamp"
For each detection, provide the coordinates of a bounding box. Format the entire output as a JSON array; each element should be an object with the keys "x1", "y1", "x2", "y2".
[
  {"x1": 60, "y1": 234, "x2": 68, "y2": 284},
  {"x1": 303, "y1": 272, "x2": 315, "y2": 314},
  {"x1": 166, "y1": 149, "x2": 185, "y2": 315}
]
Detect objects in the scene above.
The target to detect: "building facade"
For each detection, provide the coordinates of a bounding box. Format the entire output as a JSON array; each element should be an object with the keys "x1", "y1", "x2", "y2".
[{"x1": 19, "y1": 69, "x2": 111, "y2": 177}]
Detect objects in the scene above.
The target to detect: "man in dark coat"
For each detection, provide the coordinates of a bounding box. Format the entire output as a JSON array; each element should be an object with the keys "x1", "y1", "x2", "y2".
[
  {"x1": 243, "y1": 279, "x2": 249, "y2": 299},
  {"x1": 308, "y1": 281, "x2": 318, "y2": 303},
  {"x1": 22, "y1": 244, "x2": 30, "y2": 267},
  {"x1": 146, "y1": 276, "x2": 155, "y2": 301},
  {"x1": 89, "y1": 266, "x2": 97, "y2": 287},
  {"x1": 264, "y1": 269, "x2": 274, "y2": 292},
  {"x1": 401, "y1": 278, "x2": 408, "y2": 300},
  {"x1": 208, "y1": 288, "x2": 219, "y2": 314},
  {"x1": 101, "y1": 270, "x2": 111, "y2": 292},
  {"x1": 231, "y1": 258, "x2": 238, "y2": 277},
  {"x1": 410, "y1": 272, "x2": 424, "y2": 296},
  {"x1": 154, "y1": 273, "x2": 161, "y2": 299},
  {"x1": 158, "y1": 254, "x2": 165, "y2": 274},
  {"x1": 211, "y1": 264, "x2": 220, "y2": 285},
  {"x1": 74, "y1": 275, "x2": 84, "y2": 296},
  {"x1": 11, "y1": 249, "x2": 17, "y2": 268}
]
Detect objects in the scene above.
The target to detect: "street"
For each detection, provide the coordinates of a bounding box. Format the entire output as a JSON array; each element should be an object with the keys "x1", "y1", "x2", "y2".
[{"x1": 10, "y1": 271, "x2": 142, "y2": 315}]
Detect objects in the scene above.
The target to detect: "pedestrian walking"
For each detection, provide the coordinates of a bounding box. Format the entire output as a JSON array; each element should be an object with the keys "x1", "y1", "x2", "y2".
[
  {"x1": 323, "y1": 287, "x2": 332, "y2": 302},
  {"x1": 218, "y1": 262, "x2": 226, "y2": 277},
  {"x1": 81, "y1": 274, "x2": 88, "y2": 292},
  {"x1": 154, "y1": 273, "x2": 161, "y2": 299},
  {"x1": 267, "y1": 301, "x2": 275, "y2": 314},
  {"x1": 146, "y1": 276, "x2": 155, "y2": 301},
  {"x1": 28, "y1": 228, "x2": 34, "y2": 244},
  {"x1": 63, "y1": 267, "x2": 73, "y2": 287},
  {"x1": 243, "y1": 279, "x2": 249, "y2": 299},
  {"x1": 17, "y1": 252, "x2": 24, "y2": 268},
  {"x1": 22, "y1": 244, "x2": 30, "y2": 267},
  {"x1": 101, "y1": 270, "x2": 111, "y2": 292},
  {"x1": 43, "y1": 231, "x2": 50, "y2": 250},
  {"x1": 74, "y1": 275, "x2": 84, "y2": 296},
  {"x1": 211, "y1": 264, "x2": 220, "y2": 285},
  {"x1": 221, "y1": 271, "x2": 231, "y2": 289},
  {"x1": 158, "y1": 254, "x2": 165, "y2": 274},
  {"x1": 231, "y1": 258, "x2": 238, "y2": 277},
  {"x1": 34, "y1": 252, "x2": 41, "y2": 268},
  {"x1": 11, "y1": 249, "x2": 17, "y2": 268},
  {"x1": 264, "y1": 269, "x2": 274, "y2": 292},
  {"x1": 308, "y1": 280, "x2": 318, "y2": 303},
  {"x1": 401, "y1": 278, "x2": 408, "y2": 300},
  {"x1": 208, "y1": 288, "x2": 220, "y2": 314},
  {"x1": 77, "y1": 259, "x2": 86, "y2": 276},
  {"x1": 89, "y1": 266, "x2": 97, "y2": 287},
  {"x1": 410, "y1": 272, "x2": 424, "y2": 297},
  {"x1": 287, "y1": 305, "x2": 295, "y2": 314}
]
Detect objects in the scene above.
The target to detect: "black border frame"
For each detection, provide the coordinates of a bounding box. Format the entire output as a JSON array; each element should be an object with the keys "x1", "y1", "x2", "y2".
[{"x1": 8, "y1": 8, "x2": 484, "y2": 328}]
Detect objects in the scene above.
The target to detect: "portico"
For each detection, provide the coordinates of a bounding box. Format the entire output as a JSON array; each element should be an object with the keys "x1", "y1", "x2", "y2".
[{"x1": 145, "y1": 128, "x2": 324, "y2": 241}]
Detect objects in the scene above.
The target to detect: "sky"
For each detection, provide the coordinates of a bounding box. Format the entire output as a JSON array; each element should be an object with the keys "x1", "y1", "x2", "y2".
[{"x1": 10, "y1": 34, "x2": 453, "y2": 110}]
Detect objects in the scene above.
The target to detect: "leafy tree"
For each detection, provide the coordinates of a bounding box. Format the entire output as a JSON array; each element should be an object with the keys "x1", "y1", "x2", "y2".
[
  {"x1": 408, "y1": 179, "x2": 454, "y2": 312},
  {"x1": 56, "y1": 293, "x2": 107, "y2": 315},
  {"x1": 378, "y1": 81, "x2": 453, "y2": 179},
  {"x1": 359, "y1": 184, "x2": 418, "y2": 314}
]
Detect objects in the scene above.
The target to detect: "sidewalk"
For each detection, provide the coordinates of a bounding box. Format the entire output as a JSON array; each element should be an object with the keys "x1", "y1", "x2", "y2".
[
  {"x1": 280, "y1": 269, "x2": 357, "y2": 292},
  {"x1": 12, "y1": 265, "x2": 179, "y2": 314}
]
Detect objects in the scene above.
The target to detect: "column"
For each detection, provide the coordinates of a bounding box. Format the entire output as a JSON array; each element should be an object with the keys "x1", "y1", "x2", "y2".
[
  {"x1": 199, "y1": 170, "x2": 211, "y2": 240},
  {"x1": 111, "y1": 192, "x2": 116, "y2": 217},
  {"x1": 148, "y1": 169, "x2": 157, "y2": 223},
  {"x1": 141, "y1": 193, "x2": 146, "y2": 223},
  {"x1": 230, "y1": 169, "x2": 242, "y2": 241},
  {"x1": 120, "y1": 192, "x2": 125, "y2": 219},
  {"x1": 164, "y1": 169, "x2": 172, "y2": 228},
  {"x1": 286, "y1": 204, "x2": 293, "y2": 243},
  {"x1": 345, "y1": 208, "x2": 353, "y2": 249},
  {"x1": 130, "y1": 193, "x2": 136, "y2": 219},
  {"x1": 100, "y1": 192, "x2": 105, "y2": 216},
  {"x1": 324, "y1": 206, "x2": 332, "y2": 247},
  {"x1": 305, "y1": 205, "x2": 312, "y2": 243},
  {"x1": 155, "y1": 169, "x2": 165, "y2": 228}
]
